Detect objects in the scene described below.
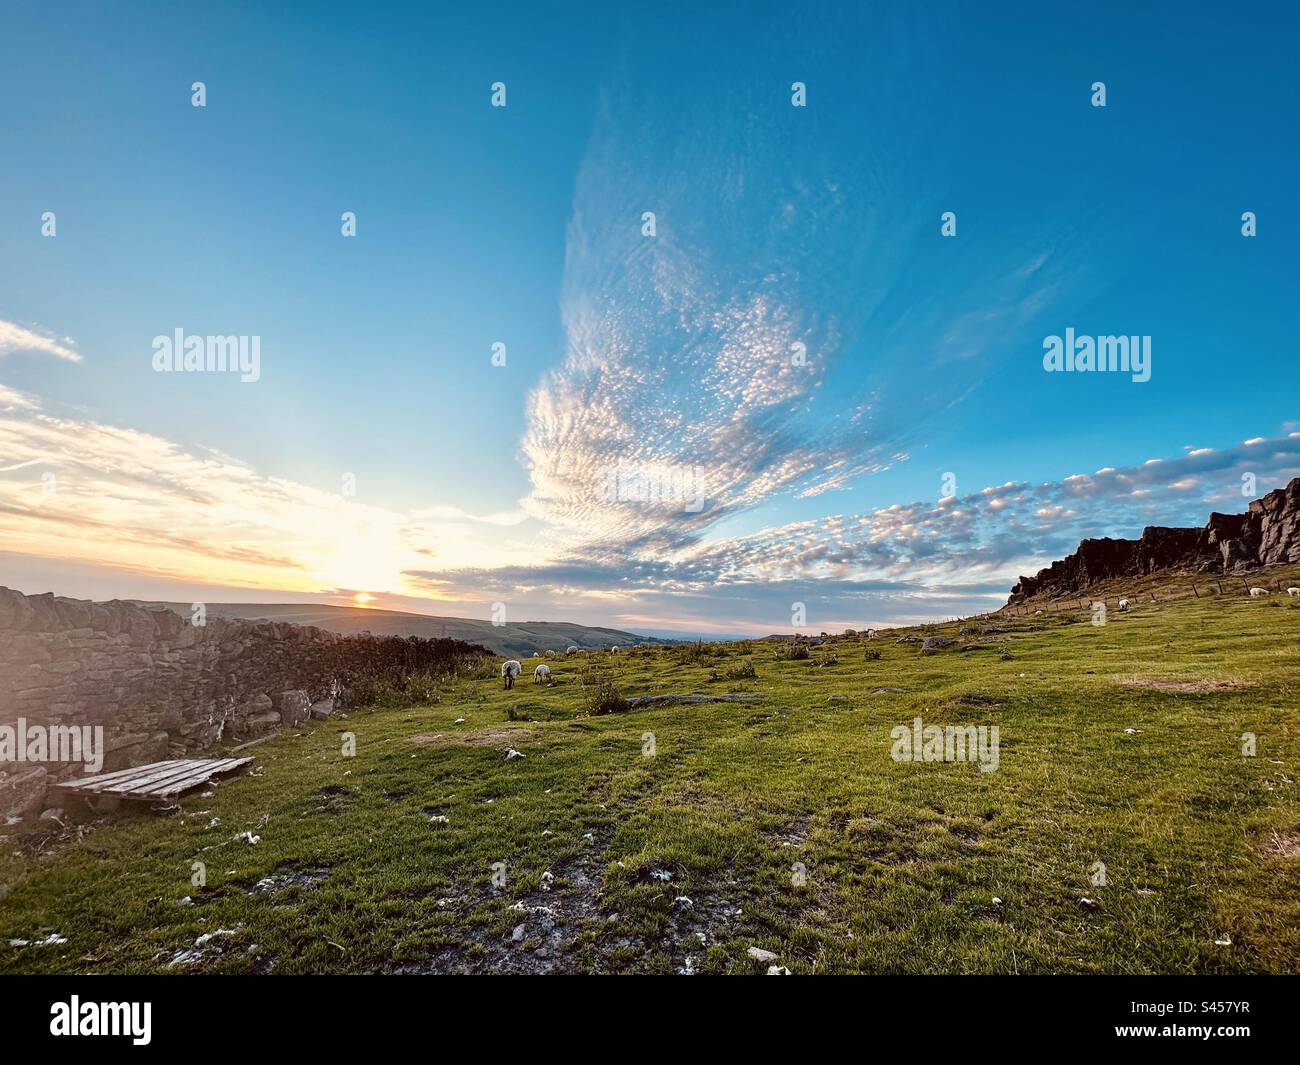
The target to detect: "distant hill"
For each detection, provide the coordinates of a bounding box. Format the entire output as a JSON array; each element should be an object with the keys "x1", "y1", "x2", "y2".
[{"x1": 131, "y1": 601, "x2": 660, "y2": 658}]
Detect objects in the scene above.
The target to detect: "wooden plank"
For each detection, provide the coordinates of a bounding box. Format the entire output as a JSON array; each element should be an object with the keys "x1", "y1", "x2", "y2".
[
  {"x1": 137, "y1": 758, "x2": 248, "y2": 798},
  {"x1": 149, "y1": 758, "x2": 252, "y2": 799},
  {"x1": 228, "y1": 732, "x2": 279, "y2": 753},
  {"x1": 87, "y1": 760, "x2": 205, "y2": 796},
  {"x1": 112, "y1": 758, "x2": 240, "y2": 797},
  {"x1": 58, "y1": 757, "x2": 253, "y2": 801},
  {"x1": 59, "y1": 760, "x2": 189, "y2": 795},
  {"x1": 57, "y1": 760, "x2": 185, "y2": 792}
]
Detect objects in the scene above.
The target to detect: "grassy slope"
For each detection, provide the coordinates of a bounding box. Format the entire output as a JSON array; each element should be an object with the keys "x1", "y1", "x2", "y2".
[
  {"x1": 2, "y1": 586, "x2": 1297, "y2": 974},
  {"x1": 132, "y1": 601, "x2": 657, "y2": 658}
]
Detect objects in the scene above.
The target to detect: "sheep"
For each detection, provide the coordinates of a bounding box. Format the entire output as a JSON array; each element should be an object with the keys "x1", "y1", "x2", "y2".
[
  {"x1": 1035, "y1": 609, "x2": 1044, "y2": 615},
  {"x1": 532, "y1": 651, "x2": 541, "y2": 658},
  {"x1": 609, "y1": 645, "x2": 619, "y2": 654},
  {"x1": 866, "y1": 629, "x2": 877, "y2": 640},
  {"x1": 1249, "y1": 587, "x2": 1269, "y2": 597},
  {"x1": 1288, "y1": 587, "x2": 1300, "y2": 597},
  {"x1": 1118, "y1": 598, "x2": 1130, "y2": 611},
  {"x1": 565, "y1": 646, "x2": 579, "y2": 656},
  {"x1": 534, "y1": 663, "x2": 552, "y2": 684},
  {"x1": 501, "y1": 659, "x2": 522, "y2": 689}
]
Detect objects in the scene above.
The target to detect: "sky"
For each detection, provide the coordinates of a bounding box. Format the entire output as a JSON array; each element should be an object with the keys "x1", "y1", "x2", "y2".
[{"x1": 1, "y1": 0, "x2": 1298, "y2": 635}]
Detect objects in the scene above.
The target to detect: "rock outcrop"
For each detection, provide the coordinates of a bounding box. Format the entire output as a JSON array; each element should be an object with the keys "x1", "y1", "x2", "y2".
[
  {"x1": 1008, "y1": 477, "x2": 1300, "y2": 604},
  {"x1": 0, "y1": 588, "x2": 489, "y2": 819}
]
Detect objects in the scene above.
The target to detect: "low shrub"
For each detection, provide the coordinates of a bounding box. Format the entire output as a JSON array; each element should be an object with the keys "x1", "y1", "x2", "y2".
[
  {"x1": 709, "y1": 659, "x2": 758, "y2": 682},
  {"x1": 584, "y1": 678, "x2": 628, "y2": 716}
]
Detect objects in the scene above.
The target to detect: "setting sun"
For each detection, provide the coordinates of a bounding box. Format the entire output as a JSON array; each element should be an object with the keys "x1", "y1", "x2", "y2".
[{"x1": 352, "y1": 592, "x2": 377, "y2": 606}]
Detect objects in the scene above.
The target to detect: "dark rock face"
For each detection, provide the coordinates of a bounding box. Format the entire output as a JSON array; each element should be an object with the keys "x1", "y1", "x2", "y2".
[{"x1": 1008, "y1": 477, "x2": 1300, "y2": 604}]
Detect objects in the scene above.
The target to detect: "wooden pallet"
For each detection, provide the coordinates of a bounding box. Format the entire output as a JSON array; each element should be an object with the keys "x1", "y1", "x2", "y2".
[{"x1": 54, "y1": 757, "x2": 254, "y2": 802}]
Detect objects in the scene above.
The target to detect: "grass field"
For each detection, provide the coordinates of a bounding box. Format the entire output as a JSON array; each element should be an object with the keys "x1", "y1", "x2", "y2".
[{"x1": 2, "y1": 579, "x2": 1298, "y2": 975}]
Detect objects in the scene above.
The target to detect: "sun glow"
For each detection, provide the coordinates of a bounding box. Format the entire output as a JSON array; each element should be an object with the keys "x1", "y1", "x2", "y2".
[{"x1": 352, "y1": 592, "x2": 377, "y2": 606}]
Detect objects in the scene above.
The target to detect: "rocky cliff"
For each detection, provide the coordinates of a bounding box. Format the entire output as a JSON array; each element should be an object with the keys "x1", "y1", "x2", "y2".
[{"x1": 1008, "y1": 477, "x2": 1300, "y2": 604}]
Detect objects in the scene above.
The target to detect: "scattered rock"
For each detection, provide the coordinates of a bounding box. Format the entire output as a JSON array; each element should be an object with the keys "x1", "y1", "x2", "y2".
[
  {"x1": 921, "y1": 637, "x2": 955, "y2": 654},
  {"x1": 747, "y1": 946, "x2": 779, "y2": 963}
]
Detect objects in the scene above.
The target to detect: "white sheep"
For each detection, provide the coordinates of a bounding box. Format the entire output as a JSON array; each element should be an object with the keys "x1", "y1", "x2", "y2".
[
  {"x1": 866, "y1": 629, "x2": 877, "y2": 640},
  {"x1": 565, "y1": 646, "x2": 579, "y2": 656},
  {"x1": 1287, "y1": 587, "x2": 1300, "y2": 597},
  {"x1": 501, "y1": 659, "x2": 522, "y2": 689},
  {"x1": 534, "y1": 663, "x2": 552, "y2": 684},
  {"x1": 532, "y1": 651, "x2": 541, "y2": 658},
  {"x1": 1035, "y1": 609, "x2": 1043, "y2": 615},
  {"x1": 1249, "y1": 587, "x2": 1269, "y2": 597},
  {"x1": 1118, "y1": 598, "x2": 1130, "y2": 611},
  {"x1": 609, "y1": 645, "x2": 619, "y2": 654}
]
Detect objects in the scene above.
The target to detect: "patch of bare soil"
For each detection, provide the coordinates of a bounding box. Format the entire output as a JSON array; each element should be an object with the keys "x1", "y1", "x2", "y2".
[
  {"x1": 1262, "y1": 829, "x2": 1300, "y2": 860},
  {"x1": 1111, "y1": 676, "x2": 1249, "y2": 693},
  {"x1": 390, "y1": 831, "x2": 625, "y2": 974},
  {"x1": 247, "y1": 864, "x2": 331, "y2": 895},
  {"x1": 770, "y1": 816, "x2": 813, "y2": 849},
  {"x1": 409, "y1": 728, "x2": 537, "y2": 748}
]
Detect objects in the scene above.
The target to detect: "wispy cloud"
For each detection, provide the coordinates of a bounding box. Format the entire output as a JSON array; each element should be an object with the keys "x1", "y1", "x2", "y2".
[
  {"x1": 0, "y1": 320, "x2": 82, "y2": 363},
  {"x1": 415, "y1": 430, "x2": 1300, "y2": 631},
  {"x1": 518, "y1": 70, "x2": 1077, "y2": 574},
  {"x1": 0, "y1": 392, "x2": 533, "y2": 597}
]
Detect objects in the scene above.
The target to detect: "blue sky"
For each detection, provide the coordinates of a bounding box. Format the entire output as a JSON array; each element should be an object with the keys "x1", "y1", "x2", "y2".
[{"x1": 1, "y1": 1, "x2": 1298, "y2": 634}]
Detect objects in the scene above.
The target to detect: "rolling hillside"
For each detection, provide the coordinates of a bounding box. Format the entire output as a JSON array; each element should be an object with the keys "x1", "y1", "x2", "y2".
[{"x1": 131, "y1": 601, "x2": 661, "y2": 658}]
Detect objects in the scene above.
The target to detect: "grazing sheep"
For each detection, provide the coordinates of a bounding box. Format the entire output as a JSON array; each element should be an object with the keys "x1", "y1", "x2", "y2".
[
  {"x1": 1249, "y1": 587, "x2": 1269, "y2": 597},
  {"x1": 866, "y1": 629, "x2": 877, "y2": 640},
  {"x1": 501, "y1": 659, "x2": 522, "y2": 689},
  {"x1": 1118, "y1": 598, "x2": 1131, "y2": 611},
  {"x1": 1288, "y1": 587, "x2": 1300, "y2": 597},
  {"x1": 1035, "y1": 609, "x2": 1043, "y2": 615},
  {"x1": 609, "y1": 645, "x2": 619, "y2": 654},
  {"x1": 532, "y1": 651, "x2": 541, "y2": 658},
  {"x1": 534, "y1": 663, "x2": 552, "y2": 684},
  {"x1": 566, "y1": 646, "x2": 579, "y2": 656}
]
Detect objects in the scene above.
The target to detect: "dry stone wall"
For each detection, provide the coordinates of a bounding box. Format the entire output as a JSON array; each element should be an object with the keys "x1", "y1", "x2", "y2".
[{"x1": 0, "y1": 587, "x2": 488, "y2": 818}]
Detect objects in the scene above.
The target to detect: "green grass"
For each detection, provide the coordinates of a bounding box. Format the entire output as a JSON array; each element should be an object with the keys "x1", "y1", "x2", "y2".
[{"x1": 2, "y1": 585, "x2": 1298, "y2": 974}]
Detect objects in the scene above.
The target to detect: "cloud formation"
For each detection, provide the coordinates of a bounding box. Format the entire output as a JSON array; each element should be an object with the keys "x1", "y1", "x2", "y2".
[{"x1": 0, "y1": 319, "x2": 81, "y2": 363}]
